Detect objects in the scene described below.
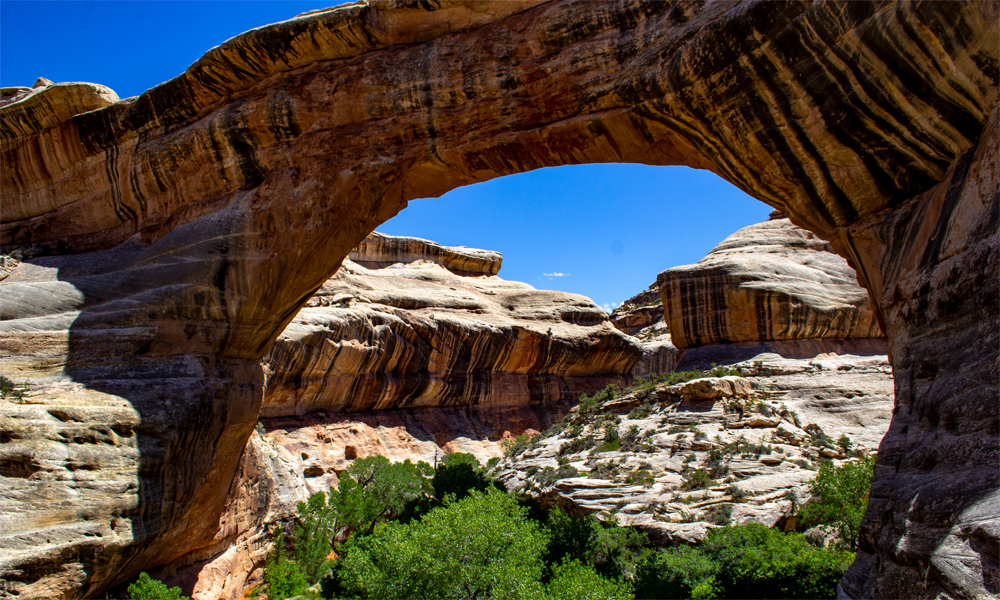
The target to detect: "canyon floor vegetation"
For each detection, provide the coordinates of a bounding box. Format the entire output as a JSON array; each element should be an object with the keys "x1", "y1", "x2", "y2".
[{"x1": 129, "y1": 441, "x2": 873, "y2": 600}]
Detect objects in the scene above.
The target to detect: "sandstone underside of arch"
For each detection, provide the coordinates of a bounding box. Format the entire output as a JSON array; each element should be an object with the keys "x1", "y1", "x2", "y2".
[{"x1": 0, "y1": 0, "x2": 997, "y2": 597}]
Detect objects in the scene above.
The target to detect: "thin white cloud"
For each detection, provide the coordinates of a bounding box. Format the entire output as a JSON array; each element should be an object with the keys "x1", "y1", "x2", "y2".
[
  {"x1": 602, "y1": 301, "x2": 621, "y2": 314},
  {"x1": 543, "y1": 272, "x2": 569, "y2": 277}
]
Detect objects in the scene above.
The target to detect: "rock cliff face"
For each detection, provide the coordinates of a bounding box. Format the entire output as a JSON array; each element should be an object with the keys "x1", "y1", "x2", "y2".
[
  {"x1": 658, "y1": 215, "x2": 884, "y2": 348},
  {"x1": 0, "y1": 1, "x2": 996, "y2": 598},
  {"x1": 263, "y1": 233, "x2": 640, "y2": 417}
]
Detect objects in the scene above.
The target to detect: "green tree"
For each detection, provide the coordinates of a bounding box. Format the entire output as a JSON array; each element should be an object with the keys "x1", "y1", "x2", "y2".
[
  {"x1": 634, "y1": 545, "x2": 717, "y2": 600},
  {"x1": 542, "y1": 508, "x2": 647, "y2": 581},
  {"x1": 260, "y1": 530, "x2": 308, "y2": 600},
  {"x1": 293, "y1": 491, "x2": 338, "y2": 583},
  {"x1": 331, "y1": 455, "x2": 431, "y2": 535},
  {"x1": 127, "y1": 573, "x2": 189, "y2": 600},
  {"x1": 700, "y1": 523, "x2": 853, "y2": 599},
  {"x1": 800, "y1": 455, "x2": 875, "y2": 550},
  {"x1": 337, "y1": 489, "x2": 549, "y2": 599},
  {"x1": 547, "y1": 558, "x2": 632, "y2": 600}
]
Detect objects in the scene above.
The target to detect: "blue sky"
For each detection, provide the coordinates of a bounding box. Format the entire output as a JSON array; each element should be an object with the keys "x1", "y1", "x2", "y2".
[{"x1": 1, "y1": 1, "x2": 772, "y2": 310}]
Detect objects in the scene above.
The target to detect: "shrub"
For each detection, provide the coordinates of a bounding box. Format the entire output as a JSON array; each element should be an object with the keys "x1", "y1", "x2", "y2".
[
  {"x1": 504, "y1": 433, "x2": 539, "y2": 458},
  {"x1": 620, "y1": 425, "x2": 641, "y2": 451},
  {"x1": 707, "y1": 503, "x2": 733, "y2": 525},
  {"x1": 547, "y1": 558, "x2": 632, "y2": 600},
  {"x1": 682, "y1": 469, "x2": 716, "y2": 491},
  {"x1": 127, "y1": 573, "x2": 189, "y2": 600},
  {"x1": 535, "y1": 464, "x2": 580, "y2": 487},
  {"x1": 800, "y1": 455, "x2": 875, "y2": 551},
  {"x1": 700, "y1": 523, "x2": 854, "y2": 599},
  {"x1": 336, "y1": 489, "x2": 548, "y2": 599},
  {"x1": 626, "y1": 468, "x2": 655, "y2": 486},
  {"x1": 634, "y1": 545, "x2": 718, "y2": 600},
  {"x1": 558, "y1": 434, "x2": 597, "y2": 456},
  {"x1": 837, "y1": 434, "x2": 853, "y2": 453}
]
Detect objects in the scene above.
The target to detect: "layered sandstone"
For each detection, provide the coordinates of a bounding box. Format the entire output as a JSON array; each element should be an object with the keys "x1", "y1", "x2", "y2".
[
  {"x1": 658, "y1": 215, "x2": 884, "y2": 348},
  {"x1": 498, "y1": 343, "x2": 894, "y2": 545},
  {"x1": 263, "y1": 233, "x2": 640, "y2": 417},
  {"x1": 0, "y1": 1, "x2": 996, "y2": 598}
]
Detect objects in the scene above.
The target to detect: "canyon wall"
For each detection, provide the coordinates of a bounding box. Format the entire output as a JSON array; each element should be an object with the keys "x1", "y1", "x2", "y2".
[
  {"x1": 0, "y1": 1, "x2": 996, "y2": 597},
  {"x1": 263, "y1": 233, "x2": 640, "y2": 417}
]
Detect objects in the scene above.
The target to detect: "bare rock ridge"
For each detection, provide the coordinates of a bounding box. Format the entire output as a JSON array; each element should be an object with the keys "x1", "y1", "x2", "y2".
[
  {"x1": 263, "y1": 232, "x2": 640, "y2": 417},
  {"x1": 658, "y1": 216, "x2": 885, "y2": 348},
  {"x1": 348, "y1": 231, "x2": 502, "y2": 275},
  {"x1": 0, "y1": 1, "x2": 997, "y2": 598}
]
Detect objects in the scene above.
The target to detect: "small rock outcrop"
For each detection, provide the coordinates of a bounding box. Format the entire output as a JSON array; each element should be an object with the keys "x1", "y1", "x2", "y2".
[
  {"x1": 263, "y1": 233, "x2": 641, "y2": 417},
  {"x1": 657, "y1": 216, "x2": 884, "y2": 348}
]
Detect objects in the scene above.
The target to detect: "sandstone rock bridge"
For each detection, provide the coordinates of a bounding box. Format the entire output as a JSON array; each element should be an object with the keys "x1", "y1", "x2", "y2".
[{"x1": 1, "y1": 1, "x2": 996, "y2": 598}]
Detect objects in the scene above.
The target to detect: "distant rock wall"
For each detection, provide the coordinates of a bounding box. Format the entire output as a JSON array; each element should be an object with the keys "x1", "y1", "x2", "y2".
[
  {"x1": 658, "y1": 217, "x2": 884, "y2": 348},
  {"x1": 263, "y1": 234, "x2": 641, "y2": 417}
]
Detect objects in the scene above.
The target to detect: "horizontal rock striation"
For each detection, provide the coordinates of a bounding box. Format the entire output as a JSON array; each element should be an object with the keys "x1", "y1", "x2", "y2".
[
  {"x1": 498, "y1": 346, "x2": 894, "y2": 546},
  {"x1": 0, "y1": 0, "x2": 996, "y2": 597},
  {"x1": 263, "y1": 234, "x2": 641, "y2": 417},
  {"x1": 658, "y1": 217, "x2": 884, "y2": 348},
  {"x1": 349, "y1": 231, "x2": 502, "y2": 275}
]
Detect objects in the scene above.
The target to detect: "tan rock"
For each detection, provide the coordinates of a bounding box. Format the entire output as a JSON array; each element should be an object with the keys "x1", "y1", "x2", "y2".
[
  {"x1": 263, "y1": 234, "x2": 641, "y2": 417},
  {"x1": 679, "y1": 376, "x2": 754, "y2": 401},
  {"x1": 658, "y1": 217, "x2": 884, "y2": 348}
]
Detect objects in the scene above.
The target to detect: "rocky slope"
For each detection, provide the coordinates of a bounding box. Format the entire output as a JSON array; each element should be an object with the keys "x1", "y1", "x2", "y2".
[
  {"x1": 263, "y1": 233, "x2": 640, "y2": 417},
  {"x1": 497, "y1": 341, "x2": 893, "y2": 546},
  {"x1": 0, "y1": 1, "x2": 996, "y2": 597},
  {"x1": 658, "y1": 213, "x2": 884, "y2": 348}
]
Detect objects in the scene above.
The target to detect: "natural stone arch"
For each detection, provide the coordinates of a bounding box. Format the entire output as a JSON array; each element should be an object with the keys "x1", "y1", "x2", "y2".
[{"x1": 0, "y1": 1, "x2": 996, "y2": 598}]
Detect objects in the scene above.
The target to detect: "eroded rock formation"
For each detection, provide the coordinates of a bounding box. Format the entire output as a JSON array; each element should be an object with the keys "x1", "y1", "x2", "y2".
[
  {"x1": 497, "y1": 342, "x2": 894, "y2": 546},
  {"x1": 658, "y1": 214, "x2": 885, "y2": 348},
  {"x1": 264, "y1": 233, "x2": 640, "y2": 417},
  {"x1": 1, "y1": 0, "x2": 996, "y2": 597}
]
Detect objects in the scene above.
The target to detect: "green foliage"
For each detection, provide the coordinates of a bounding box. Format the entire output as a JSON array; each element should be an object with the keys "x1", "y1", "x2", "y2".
[
  {"x1": 535, "y1": 464, "x2": 580, "y2": 487},
  {"x1": 626, "y1": 468, "x2": 655, "y2": 486},
  {"x1": 542, "y1": 508, "x2": 648, "y2": 581},
  {"x1": 701, "y1": 523, "x2": 854, "y2": 599},
  {"x1": 634, "y1": 545, "x2": 718, "y2": 600},
  {"x1": 800, "y1": 455, "x2": 875, "y2": 551},
  {"x1": 620, "y1": 425, "x2": 642, "y2": 451},
  {"x1": 547, "y1": 558, "x2": 632, "y2": 600},
  {"x1": 293, "y1": 491, "x2": 337, "y2": 583},
  {"x1": 558, "y1": 434, "x2": 597, "y2": 456},
  {"x1": 681, "y1": 469, "x2": 716, "y2": 491},
  {"x1": 707, "y1": 503, "x2": 733, "y2": 525},
  {"x1": 637, "y1": 523, "x2": 853, "y2": 599},
  {"x1": 127, "y1": 572, "x2": 189, "y2": 600},
  {"x1": 837, "y1": 434, "x2": 853, "y2": 453},
  {"x1": 0, "y1": 375, "x2": 28, "y2": 402},
  {"x1": 331, "y1": 455, "x2": 430, "y2": 536},
  {"x1": 504, "y1": 433, "x2": 540, "y2": 458},
  {"x1": 337, "y1": 489, "x2": 548, "y2": 600},
  {"x1": 431, "y1": 453, "x2": 501, "y2": 502},
  {"x1": 261, "y1": 530, "x2": 309, "y2": 600}
]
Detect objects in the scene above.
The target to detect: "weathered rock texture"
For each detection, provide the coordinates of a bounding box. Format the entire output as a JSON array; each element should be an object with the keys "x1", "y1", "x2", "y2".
[
  {"x1": 658, "y1": 215, "x2": 884, "y2": 348},
  {"x1": 0, "y1": 1, "x2": 996, "y2": 597},
  {"x1": 264, "y1": 233, "x2": 640, "y2": 417},
  {"x1": 498, "y1": 343, "x2": 894, "y2": 546}
]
